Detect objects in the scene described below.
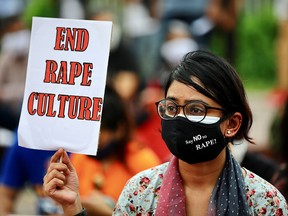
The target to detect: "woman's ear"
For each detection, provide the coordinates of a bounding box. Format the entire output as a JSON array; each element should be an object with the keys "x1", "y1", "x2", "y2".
[{"x1": 224, "y1": 112, "x2": 242, "y2": 138}]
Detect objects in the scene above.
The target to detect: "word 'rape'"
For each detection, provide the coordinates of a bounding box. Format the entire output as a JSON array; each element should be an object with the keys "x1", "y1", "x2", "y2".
[{"x1": 27, "y1": 27, "x2": 102, "y2": 121}]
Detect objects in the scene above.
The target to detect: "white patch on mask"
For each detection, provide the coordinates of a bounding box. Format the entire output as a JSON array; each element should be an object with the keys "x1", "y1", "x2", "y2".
[{"x1": 178, "y1": 114, "x2": 220, "y2": 124}]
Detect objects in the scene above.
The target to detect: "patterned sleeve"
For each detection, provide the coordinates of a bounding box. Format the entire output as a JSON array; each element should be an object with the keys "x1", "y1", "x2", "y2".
[
  {"x1": 113, "y1": 164, "x2": 167, "y2": 215},
  {"x1": 113, "y1": 175, "x2": 136, "y2": 215},
  {"x1": 245, "y1": 170, "x2": 288, "y2": 215}
]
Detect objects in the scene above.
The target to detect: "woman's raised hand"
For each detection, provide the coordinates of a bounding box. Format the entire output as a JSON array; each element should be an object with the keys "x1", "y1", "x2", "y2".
[{"x1": 43, "y1": 148, "x2": 83, "y2": 215}]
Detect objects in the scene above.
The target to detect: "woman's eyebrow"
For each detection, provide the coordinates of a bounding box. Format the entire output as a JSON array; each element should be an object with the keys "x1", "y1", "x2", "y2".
[
  {"x1": 166, "y1": 96, "x2": 176, "y2": 100},
  {"x1": 184, "y1": 99, "x2": 210, "y2": 106},
  {"x1": 166, "y1": 96, "x2": 210, "y2": 106}
]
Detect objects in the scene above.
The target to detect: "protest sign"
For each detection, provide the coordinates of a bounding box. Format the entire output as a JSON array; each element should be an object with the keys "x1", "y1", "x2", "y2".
[{"x1": 18, "y1": 17, "x2": 112, "y2": 155}]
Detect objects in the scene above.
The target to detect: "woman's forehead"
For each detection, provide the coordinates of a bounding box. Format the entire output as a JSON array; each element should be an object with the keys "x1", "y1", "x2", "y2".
[
  {"x1": 167, "y1": 80, "x2": 220, "y2": 107},
  {"x1": 167, "y1": 81, "x2": 204, "y2": 100},
  {"x1": 167, "y1": 76, "x2": 204, "y2": 95}
]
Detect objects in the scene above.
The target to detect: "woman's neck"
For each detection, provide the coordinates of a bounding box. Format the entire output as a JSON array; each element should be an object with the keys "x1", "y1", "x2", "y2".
[{"x1": 178, "y1": 149, "x2": 226, "y2": 189}]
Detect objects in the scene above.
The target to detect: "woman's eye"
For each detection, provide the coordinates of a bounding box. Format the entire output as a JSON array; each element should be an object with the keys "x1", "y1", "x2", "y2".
[
  {"x1": 186, "y1": 105, "x2": 205, "y2": 115},
  {"x1": 190, "y1": 108, "x2": 201, "y2": 114},
  {"x1": 167, "y1": 105, "x2": 176, "y2": 113}
]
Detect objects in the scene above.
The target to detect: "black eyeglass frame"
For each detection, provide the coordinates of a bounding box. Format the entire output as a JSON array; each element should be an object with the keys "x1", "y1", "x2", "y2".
[{"x1": 155, "y1": 98, "x2": 226, "y2": 123}]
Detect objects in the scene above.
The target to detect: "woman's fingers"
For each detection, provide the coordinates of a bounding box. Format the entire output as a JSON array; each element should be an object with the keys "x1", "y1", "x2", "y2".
[
  {"x1": 44, "y1": 149, "x2": 70, "y2": 196},
  {"x1": 44, "y1": 166, "x2": 66, "y2": 183},
  {"x1": 50, "y1": 148, "x2": 64, "y2": 163},
  {"x1": 44, "y1": 174, "x2": 65, "y2": 194},
  {"x1": 61, "y1": 149, "x2": 75, "y2": 173},
  {"x1": 43, "y1": 148, "x2": 82, "y2": 214},
  {"x1": 46, "y1": 160, "x2": 69, "y2": 175},
  {"x1": 50, "y1": 148, "x2": 75, "y2": 173}
]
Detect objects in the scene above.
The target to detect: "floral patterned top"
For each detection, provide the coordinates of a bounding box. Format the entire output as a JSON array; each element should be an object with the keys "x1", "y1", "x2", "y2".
[{"x1": 113, "y1": 162, "x2": 288, "y2": 215}]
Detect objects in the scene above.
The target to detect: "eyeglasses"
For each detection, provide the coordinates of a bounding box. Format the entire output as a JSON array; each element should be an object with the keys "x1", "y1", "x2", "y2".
[{"x1": 155, "y1": 98, "x2": 225, "y2": 123}]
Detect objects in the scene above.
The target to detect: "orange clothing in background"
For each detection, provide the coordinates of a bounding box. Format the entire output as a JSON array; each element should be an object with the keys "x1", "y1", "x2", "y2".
[
  {"x1": 136, "y1": 104, "x2": 172, "y2": 163},
  {"x1": 71, "y1": 140, "x2": 161, "y2": 201}
]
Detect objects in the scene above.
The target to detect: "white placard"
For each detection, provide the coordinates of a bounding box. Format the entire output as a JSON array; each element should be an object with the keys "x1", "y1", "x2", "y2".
[{"x1": 18, "y1": 17, "x2": 112, "y2": 155}]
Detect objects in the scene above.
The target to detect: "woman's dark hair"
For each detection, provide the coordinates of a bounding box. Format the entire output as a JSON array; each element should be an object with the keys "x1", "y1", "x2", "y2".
[
  {"x1": 164, "y1": 50, "x2": 254, "y2": 143},
  {"x1": 100, "y1": 84, "x2": 133, "y2": 160}
]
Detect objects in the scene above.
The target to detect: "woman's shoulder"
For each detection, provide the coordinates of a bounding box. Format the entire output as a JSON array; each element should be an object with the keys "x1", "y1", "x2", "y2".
[
  {"x1": 125, "y1": 162, "x2": 169, "y2": 187},
  {"x1": 244, "y1": 168, "x2": 283, "y2": 193},
  {"x1": 244, "y1": 168, "x2": 288, "y2": 214},
  {"x1": 114, "y1": 162, "x2": 169, "y2": 215}
]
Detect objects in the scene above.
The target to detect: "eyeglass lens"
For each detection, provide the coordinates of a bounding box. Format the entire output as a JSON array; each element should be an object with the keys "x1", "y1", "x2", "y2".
[{"x1": 157, "y1": 99, "x2": 207, "y2": 122}]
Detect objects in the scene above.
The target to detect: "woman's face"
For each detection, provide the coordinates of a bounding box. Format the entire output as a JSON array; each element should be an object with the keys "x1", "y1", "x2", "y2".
[{"x1": 166, "y1": 80, "x2": 227, "y2": 131}]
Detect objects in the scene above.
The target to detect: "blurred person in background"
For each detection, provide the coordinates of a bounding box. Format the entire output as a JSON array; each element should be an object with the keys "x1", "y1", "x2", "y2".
[
  {"x1": 135, "y1": 80, "x2": 172, "y2": 163},
  {"x1": 0, "y1": 134, "x2": 62, "y2": 215},
  {"x1": 89, "y1": 8, "x2": 171, "y2": 162},
  {"x1": 269, "y1": 0, "x2": 288, "y2": 192},
  {"x1": 140, "y1": 0, "x2": 242, "y2": 82},
  {"x1": 158, "y1": 0, "x2": 242, "y2": 63},
  {"x1": 70, "y1": 85, "x2": 161, "y2": 215},
  {"x1": 0, "y1": 14, "x2": 29, "y2": 131},
  {"x1": 122, "y1": 0, "x2": 161, "y2": 81},
  {"x1": 269, "y1": 94, "x2": 288, "y2": 200},
  {"x1": 158, "y1": 19, "x2": 199, "y2": 83},
  {"x1": 88, "y1": 9, "x2": 142, "y2": 121},
  {"x1": 205, "y1": 0, "x2": 243, "y2": 64},
  {"x1": 0, "y1": 0, "x2": 26, "y2": 40},
  {"x1": 160, "y1": 0, "x2": 211, "y2": 48}
]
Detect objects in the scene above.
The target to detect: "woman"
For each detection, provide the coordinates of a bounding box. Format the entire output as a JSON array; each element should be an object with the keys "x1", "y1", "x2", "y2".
[{"x1": 43, "y1": 50, "x2": 287, "y2": 215}]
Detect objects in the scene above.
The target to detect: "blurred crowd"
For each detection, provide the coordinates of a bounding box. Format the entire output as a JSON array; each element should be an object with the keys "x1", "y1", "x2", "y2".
[{"x1": 0, "y1": 0, "x2": 287, "y2": 215}]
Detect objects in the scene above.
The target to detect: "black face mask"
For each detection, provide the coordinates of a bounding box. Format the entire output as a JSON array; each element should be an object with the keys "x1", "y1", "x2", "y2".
[{"x1": 162, "y1": 116, "x2": 230, "y2": 164}]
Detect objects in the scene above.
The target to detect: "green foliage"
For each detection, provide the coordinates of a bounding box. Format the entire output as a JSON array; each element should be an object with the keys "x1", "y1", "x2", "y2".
[{"x1": 211, "y1": 3, "x2": 278, "y2": 89}]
